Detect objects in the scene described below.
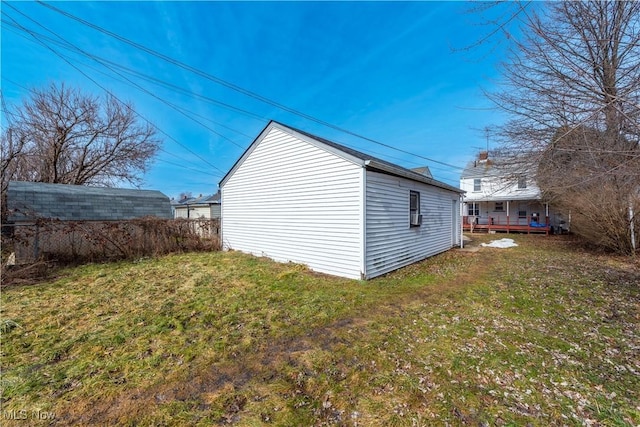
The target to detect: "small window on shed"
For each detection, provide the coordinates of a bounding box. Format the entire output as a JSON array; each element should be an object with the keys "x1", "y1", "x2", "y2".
[
  {"x1": 409, "y1": 191, "x2": 422, "y2": 227},
  {"x1": 474, "y1": 178, "x2": 481, "y2": 192}
]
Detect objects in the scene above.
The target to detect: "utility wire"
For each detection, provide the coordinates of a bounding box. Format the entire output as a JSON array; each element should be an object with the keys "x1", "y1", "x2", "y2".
[
  {"x1": 5, "y1": 3, "x2": 465, "y2": 187},
  {"x1": 36, "y1": 0, "x2": 466, "y2": 172},
  {"x1": 1, "y1": 7, "x2": 247, "y2": 150},
  {"x1": 2, "y1": 17, "x2": 264, "y2": 148},
  {"x1": 3, "y1": 15, "x2": 266, "y2": 127},
  {"x1": 2, "y1": 17, "x2": 462, "y2": 188},
  {"x1": 155, "y1": 156, "x2": 222, "y2": 178},
  {"x1": 3, "y1": 17, "x2": 461, "y2": 182},
  {"x1": 2, "y1": 8, "x2": 227, "y2": 176}
]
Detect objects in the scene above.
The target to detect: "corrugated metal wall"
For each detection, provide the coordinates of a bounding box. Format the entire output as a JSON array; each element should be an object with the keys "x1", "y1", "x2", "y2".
[
  {"x1": 222, "y1": 127, "x2": 364, "y2": 279},
  {"x1": 365, "y1": 171, "x2": 458, "y2": 278}
]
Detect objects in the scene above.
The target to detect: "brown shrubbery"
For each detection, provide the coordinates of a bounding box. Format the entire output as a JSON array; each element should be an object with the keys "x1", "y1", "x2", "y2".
[{"x1": 1, "y1": 217, "x2": 220, "y2": 286}]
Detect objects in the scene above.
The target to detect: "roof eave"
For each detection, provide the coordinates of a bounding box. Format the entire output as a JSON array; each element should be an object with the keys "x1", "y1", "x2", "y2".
[{"x1": 365, "y1": 160, "x2": 463, "y2": 193}]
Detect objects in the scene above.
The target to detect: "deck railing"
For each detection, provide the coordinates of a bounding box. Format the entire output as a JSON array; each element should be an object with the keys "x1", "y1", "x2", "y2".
[{"x1": 463, "y1": 215, "x2": 550, "y2": 235}]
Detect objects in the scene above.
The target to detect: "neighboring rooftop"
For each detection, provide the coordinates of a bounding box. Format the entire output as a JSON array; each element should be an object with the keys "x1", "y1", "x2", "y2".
[
  {"x1": 410, "y1": 166, "x2": 433, "y2": 178},
  {"x1": 171, "y1": 192, "x2": 221, "y2": 207},
  {"x1": 460, "y1": 150, "x2": 533, "y2": 180},
  {"x1": 7, "y1": 181, "x2": 172, "y2": 221}
]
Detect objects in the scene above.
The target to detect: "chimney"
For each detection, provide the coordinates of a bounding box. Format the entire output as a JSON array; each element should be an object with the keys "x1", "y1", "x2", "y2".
[{"x1": 479, "y1": 151, "x2": 488, "y2": 161}]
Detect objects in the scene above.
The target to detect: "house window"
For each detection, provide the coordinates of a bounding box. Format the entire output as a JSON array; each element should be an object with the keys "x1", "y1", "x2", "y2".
[
  {"x1": 494, "y1": 202, "x2": 504, "y2": 212},
  {"x1": 518, "y1": 210, "x2": 527, "y2": 218},
  {"x1": 409, "y1": 190, "x2": 421, "y2": 227},
  {"x1": 473, "y1": 178, "x2": 481, "y2": 192},
  {"x1": 518, "y1": 175, "x2": 527, "y2": 189},
  {"x1": 468, "y1": 203, "x2": 480, "y2": 216}
]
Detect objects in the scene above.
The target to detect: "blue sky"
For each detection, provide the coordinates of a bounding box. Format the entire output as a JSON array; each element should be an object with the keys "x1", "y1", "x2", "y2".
[{"x1": 1, "y1": 1, "x2": 517, "y2": 199}]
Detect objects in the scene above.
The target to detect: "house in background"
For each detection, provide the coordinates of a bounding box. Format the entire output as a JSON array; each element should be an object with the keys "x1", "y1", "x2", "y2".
[
  {"x1": 220, "y1": 121, "x2": 463, "y2": 280},
  {"x1": 6, "y1": 181, "x2": 172, "y2": 222},
  {"x1": 172, "y1": 192, "x2": 221, "y2": 219},
  {"x1": 460, "y1": 151, "x2": 567, "y2": 234}
]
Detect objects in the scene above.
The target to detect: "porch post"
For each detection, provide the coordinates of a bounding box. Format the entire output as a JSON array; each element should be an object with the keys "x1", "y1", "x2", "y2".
[
  {"x1": 545, "y1": 203, "x2": 550, "y2": 235},
  {"x1": 506, "y1": 200, "x2": 510, "y2": 233}
]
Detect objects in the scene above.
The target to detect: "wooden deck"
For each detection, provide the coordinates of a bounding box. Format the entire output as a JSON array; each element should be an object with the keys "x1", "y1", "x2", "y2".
[{"x1": 463, "y1": 216, "x2": 550, "y2": 235}]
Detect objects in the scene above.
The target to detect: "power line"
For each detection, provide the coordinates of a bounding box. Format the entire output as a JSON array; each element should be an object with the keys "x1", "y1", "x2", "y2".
[
  {"x1": 1, "y1": 8, "x2": 248, "y2": 151},
  {"x1": 2, "y1": 17, "x2": 263, "y2": 153},
  {"x1": 2, "y1": 8, "x2": 227, "y2": 176},
  {"x1": 3, "y1": 14, "x2": 267, "y2": 128},
  {"x1": 155, "y1": 155, "x2": 222, "y2": 178},
  {"x1": 5, "y1": 3, "x2": 467, "y2": 188},
  {"x1": 36, "y1": 0, "x2": 466, "y2": 172}
]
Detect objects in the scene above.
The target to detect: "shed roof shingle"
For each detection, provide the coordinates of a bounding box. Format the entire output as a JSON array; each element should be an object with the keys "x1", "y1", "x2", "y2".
[{"x1": 7, "y1": 181, "x2": 172, "y2": 221}]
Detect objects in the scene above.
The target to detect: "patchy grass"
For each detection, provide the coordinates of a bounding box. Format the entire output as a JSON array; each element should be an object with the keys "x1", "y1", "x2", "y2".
[{"x1": 1, "y1": 235, "x2": 638, "y2": 426}]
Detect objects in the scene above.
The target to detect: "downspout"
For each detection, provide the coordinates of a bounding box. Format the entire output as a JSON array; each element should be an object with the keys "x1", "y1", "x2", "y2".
[
  {"x1": 220, "y1": 188, "x2": 225, "y2": 250},
  {"x1": 460, "y1": 193, "x2": 464, "y2": 249},
  {"x1": 361, "y1": 162, "x2": 368, "y2": 279},
  {"x1": 360, "y1": 160, "x2": 369, "y2": 280}
]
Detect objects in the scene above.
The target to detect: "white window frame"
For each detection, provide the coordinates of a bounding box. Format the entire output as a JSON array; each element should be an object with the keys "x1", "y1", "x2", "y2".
[
  {"x1": 468, "y1": 202, "x2": 480, "y2": 217},
  {"x1": 409, "y1": 190, "x2": 421, "y2": 227},
  {"x1": 518, "y1": 175, "x2": 527, "y2": 190}
]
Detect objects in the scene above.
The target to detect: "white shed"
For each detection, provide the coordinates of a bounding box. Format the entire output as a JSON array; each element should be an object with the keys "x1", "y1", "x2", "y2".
[{"x1": 220, "y1": 121, "x2": 463, "y2": 280}]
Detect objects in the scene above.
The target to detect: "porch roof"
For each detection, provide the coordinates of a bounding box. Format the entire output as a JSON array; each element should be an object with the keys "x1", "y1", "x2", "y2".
[{"x1": 463, "y1": 194, "x2": 545, "y2": 203}]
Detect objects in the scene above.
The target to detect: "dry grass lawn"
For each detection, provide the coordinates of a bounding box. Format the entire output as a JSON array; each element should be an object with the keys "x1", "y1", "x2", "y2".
[{"x1": 1, "y1": 234, "x2": 639, "y2": 426}]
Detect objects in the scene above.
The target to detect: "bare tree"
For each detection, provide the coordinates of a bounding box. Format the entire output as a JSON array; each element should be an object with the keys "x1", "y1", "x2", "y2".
[
  {"x1": 488, "y1": 1, "x2": 640, "y2": 253},
  {"x1": 1, "y1": 83, "x2": 161, "y2": 219}
]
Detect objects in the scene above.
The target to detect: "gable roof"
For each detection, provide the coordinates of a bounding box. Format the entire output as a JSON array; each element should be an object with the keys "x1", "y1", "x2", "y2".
[
  {"x1": 221, "y1": 121, "x2": 462, "y2": 194},
  {"x1": 461, "y1": 152, "x2": 536, "y2": 180},
  {"x1": 410, "y1": 166, "x2": 433, "y2": 178},
  {"x1": 7, "y1": 181, "x2": 171, "y2": 221},
  {"x1": 461, "y1": 159, "x2": 500, "y2": 179}
]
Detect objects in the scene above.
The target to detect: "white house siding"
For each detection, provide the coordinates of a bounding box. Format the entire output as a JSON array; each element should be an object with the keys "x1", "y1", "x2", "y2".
[
  {"x1": 210, "y1": 204, "x2": 221, "y2": 219},
  {"x1": 222, "y1": 128, "x2": 364, "y2": 279},
  {"x1": 365, "y1": 171, "x2": 459, "y2": 279},
  {"x1": 174, "y1": 205, "x2": 212, "y2": 219},
  {"x1": 460, "y1": 176, "x2": 541, "y2": 202}
]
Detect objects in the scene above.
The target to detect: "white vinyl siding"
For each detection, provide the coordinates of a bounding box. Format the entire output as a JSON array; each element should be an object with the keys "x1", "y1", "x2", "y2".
[
  {"x1": 365, "y1": 171, "x2": 456, "y2": 279},
  {"x1": 222, "y1": 127, "x2": 363, "y2": 279},
  {"x1": 188, "y1": 206, "x2": 211, "y2": 218},
  {"x1": 210, "y1": 204, "x2": 221, "y2": 219},
  {"x1": 174, "y1": 205, "x2": 218, "y2": 219},
  {"x1": 174, "y1": 207, "x2": 188, "y2": 219},
  {"x1": 461, "y1": 175, "x2": 541, "y2": 202}
]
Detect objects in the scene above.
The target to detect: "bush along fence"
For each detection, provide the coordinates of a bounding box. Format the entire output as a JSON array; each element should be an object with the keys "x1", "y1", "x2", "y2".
[{"x1": 2, "y1": 217, "x2": 220, "y2": 266}]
